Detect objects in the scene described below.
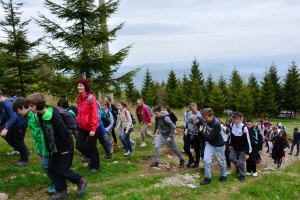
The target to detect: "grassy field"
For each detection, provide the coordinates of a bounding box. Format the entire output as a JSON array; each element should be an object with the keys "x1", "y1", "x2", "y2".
[{"x1": 0, "y1": 109, "x2": 299, "y2": 200}]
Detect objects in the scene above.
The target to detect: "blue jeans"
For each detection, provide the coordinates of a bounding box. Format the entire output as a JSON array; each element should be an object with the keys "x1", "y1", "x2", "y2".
[
  {"x1": 203, "y1": 142, "x2": 227, "y2": 179},
  {"x1": 41, "y1": 155, "x2": 54, "y2": 186},
  {"x1": 121, "y1": 128, "x2": 133, "y2": 152}
]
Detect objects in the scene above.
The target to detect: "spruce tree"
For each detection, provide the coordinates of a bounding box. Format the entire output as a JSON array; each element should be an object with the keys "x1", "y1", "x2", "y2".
[
  {"x1": 181, "y1": 73, "x2": 190, "y2": 107},
  {"x1": 189, "y1": 59, "x2": 204, "y2": 107},
  {"x1": 0, "y1": 0, "x2": 42, "y2": 96},
  {"x1": 209, "y1": 85, "x2": 226, "y2": 116},
  {"x1": 282, "y1": 61, "x2": 300, "y2": 117},
  {"x1": 260, "y1": 73, "x2": 278, "y2": 117},
  {"x1": 268, "y1": 63, "x2": 282, "y2": 111},
  {"x1": 235, "y1": 84, "x2": 254, "y2": 116},
  {"x1": 141, "y1": 68, "x2": 157, "y2": 106},
  {"x1": 174, "y1": 80, "x2": 186, "y2": 109},
  {"x1": 228, "y1": 68, "x2": 244, "y2": 111},
  {"x1": 217, "y1": 75, "x2": 228, "y2": 108},
  {"x1": 204, "y1": 73, "x2": 215, "y2": 107},
  {"x1": 36, "y1": 0, "x2": 135, "y2": 92},
  {"x1": 164, "y1": 70, "x2": 178, "y2": 108},
  {"x1": 247, "y1": 73, "x2": 260, "y2": 114},
  {"x1": 125, "y1": 76, "x2": 140, "y2": 104}
]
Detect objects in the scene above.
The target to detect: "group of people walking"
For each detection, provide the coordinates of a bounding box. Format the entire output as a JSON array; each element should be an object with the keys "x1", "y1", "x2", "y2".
[{"x1": 0, "y1": 77, "x2": 298, "y2": 199}]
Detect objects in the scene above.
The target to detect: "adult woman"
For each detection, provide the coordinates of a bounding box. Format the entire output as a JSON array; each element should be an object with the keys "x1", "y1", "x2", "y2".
[
  {"x1": 104, "y1": 96, "x2": 118, "y2": 146},
  {"x1": 75, "y1": 78, "x2": 100, "y2": 174},
  {"x1": 116, "y1": 100, "x2": 133, "y2": 156}
]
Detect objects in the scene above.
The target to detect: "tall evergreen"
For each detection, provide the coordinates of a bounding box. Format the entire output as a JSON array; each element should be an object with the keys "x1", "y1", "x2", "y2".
[
  {"x1": 181, "y1": 73, "x2": 190, "y2": 107},
  {"x1": 174, "y1": 80, "x2": 186, "y2": 109},
  {"x1": 189, "y1": 59, "x2": 204, "y2": 107},
  {"x1": 228, "y1": 68, "x2": 244, "y2": 111},
  {"x1": 282, "y1": 61, "x2": 300, "y2": 117},
  {"x1": 260, "y1": 73, "x2": 278, "y2": 117},
  {"x1": 164, "y1": 70, "x2": 178, "y2": 108},
  {"x1": 235, "y1": 84, "x2": 254, "y2": 116},
  {"x1": 36, "y1": 0, "x2": 135, "y2": 92},
  {"x1": 0, "y1": 0, "x2": 41, "y2": 96},
  {"x1": 247, "y1": 73, "x2": 260, "y2": 114},
  {"x1": 209, "y1": 85, "x2": 226, "y2": 116},
  {"x1": 204, "y1": 73, "x2": 215, "y2": 107},
  {"x1": 141, "y1": 68, "x2": 157, "y2": 106},
  {"x1": 268, "y1": 63, "x2": 282, "y2": 111},
  {"x1": 217, "y1": 75, "x2": 228, "y2": 108},
  {"x1": 125, "y1": 76, "x2": 140, "y2": 104}
]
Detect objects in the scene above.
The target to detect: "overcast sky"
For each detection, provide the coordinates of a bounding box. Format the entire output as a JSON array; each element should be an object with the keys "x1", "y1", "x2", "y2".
[{"x1": 1, "y1": 0, "x2": 300, "y2": 66}]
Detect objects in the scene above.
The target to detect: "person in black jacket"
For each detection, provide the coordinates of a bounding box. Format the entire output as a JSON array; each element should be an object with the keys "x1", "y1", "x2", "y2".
[
  {"x1": 105, "y1": 95, "x2": 119, "y2": 146},
  {"x1": 27, "y1": 93, "x2": 87, "y2": 200},
  {"x1": 289, "y1": 127, "x2": 300, "y2": 156},
  {"x1": 198, "y1": 108, "x2": 227, "y2": 185}
]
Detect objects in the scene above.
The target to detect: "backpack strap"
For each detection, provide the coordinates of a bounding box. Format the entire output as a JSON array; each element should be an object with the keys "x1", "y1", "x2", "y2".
[
  {"x1": 88, "y1": 94, "x2": 92, "y2": 106},
  {"x1": 162, "y1": 115, "x2": 170, "y2": 127}
]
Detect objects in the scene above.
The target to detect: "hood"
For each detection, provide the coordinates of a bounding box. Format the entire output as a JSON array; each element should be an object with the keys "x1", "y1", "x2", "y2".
[
  {"x1": 42, "y1": 106, "x2": 54, "y2": 121},
  {"x1": 161, "y1": 111, "x2": 169, "y2": 117}
]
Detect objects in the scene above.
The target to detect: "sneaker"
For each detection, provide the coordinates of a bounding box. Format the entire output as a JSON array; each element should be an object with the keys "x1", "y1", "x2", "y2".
[
  {"x1": 296, "y1": 154, "x2": 299, "y2": 156},
  {"x1": 246, "y1": 172, "x2": 251, "y2": 176},
  {"x1": 118, "y1": 145, "x2": 125, "y2": 149},
  {"x1": 124, "y1": 151, "x2": 131, "y2": 156},
  {"x1": 253, "y1": 172, "x2": 258, "y2": 177},
  {"x1": 131, "y1": 141, "x2": 136, "y2": 149},
  {"x1": 112, "y1": 142, "x2": 118, "y2": 146},
  {"x1": 80, "y1": 155, "x2": 91, "y2": 164},
  {"x1": 129, "y1": 151, "x2": 134, "y2": 155},
  {"x1": 186, "y1": 161, "x2": 193, "y2": 168},
  {"x1": 77, "y1": 178, "x2": 88, "y2": 196},
  {"x1": 27, "y1": 150, "x2": 32, "y2": 156},
  {"x1": 90, "y1": 169, "x2": 98, "y2": 174},
  {"x1": 219, "y1": 176, "x2": 227, "y2": 182},
  {"x1": 15, "y1": 161, "x2": 29, "y2": 167},
  {"x1": 179, "y1": 159, "x2": 185, "y2": 168},
  {"x1": 140, "y1": 142, "x2": 147, "y2": 147},
  {"x1": 7, "y1": 150, "x2": 19, "y2": 156},
  {"x1": 240, "y1": 176, "x2": 246, "y2": 183},
  {"x1": 104, "y1": 153, "x2": 112, "y2": 159},
  {"x1": 288, "y1": 153, "x2": 292, "y2": 155},
  {"x1": 48, "y1": 191, "x2": 67, "y2": 200},
  {"x1": 149, "y1": 161, "x2": 159, "y2": 167},
  {"x1": 234, "y1": 168, "x2": 240, "y2": 175},
  {"x1": 191, "y1": 163, "x2": 199, "y2": 168},
  {"x1": 47, "y1": 184, "x2": 56, "y2": 194},
  {"x1": 200, "y1": 178, "x2": 211, "y2": 185}
]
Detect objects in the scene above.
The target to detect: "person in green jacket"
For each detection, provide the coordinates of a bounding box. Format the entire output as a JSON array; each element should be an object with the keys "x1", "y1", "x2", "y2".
[{"x1": 12, "y1": 97, "x2": 55, "y2": 194}]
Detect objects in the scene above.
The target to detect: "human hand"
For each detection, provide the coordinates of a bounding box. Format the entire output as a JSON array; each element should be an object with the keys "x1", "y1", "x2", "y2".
[
  {"x1": 184, "y1": 129, "x2": 188, "y2": 136},
  {"x1": 89, "y1": 131, "x2": 95, "y2": 137},
  {"x1": 167, "y1": 136, "x2": 171, "y2": 142},
  {"x1": 245, "y1": 154, "x2": 249, "y2": 160},
  {"x1": 199, "y1": 125, "x2": 203, "y2": 132},
  {"x1": 0, "y1": 128, "x2": 8, "y2": 137}
]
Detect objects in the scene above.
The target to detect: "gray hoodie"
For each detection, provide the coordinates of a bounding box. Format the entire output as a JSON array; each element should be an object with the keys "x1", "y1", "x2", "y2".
[{"x1": 153, "y1": 111, "x2": 176, "y2": 137}]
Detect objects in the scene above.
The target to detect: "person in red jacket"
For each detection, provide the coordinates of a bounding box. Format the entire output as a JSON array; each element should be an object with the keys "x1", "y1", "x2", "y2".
[
  {"x1": 75, "y1": 78, "x2": 100, "y2": 174},
  {"x1": 135, "y1": 99, "x2": 153, "y2": 147}
]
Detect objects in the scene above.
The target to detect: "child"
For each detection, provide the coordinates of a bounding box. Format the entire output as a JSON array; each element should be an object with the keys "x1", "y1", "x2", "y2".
[
  {"x1": 271, "y1": 130, "x2": 289, "y2": 168},
  {"x1": 100, "y1": 100, "x2": 114, "y2": 158},
  {"x1": 289, "y1": 127, "x2": 299, "y2": 156},
  {"x1": 12, "y1": 98, "x2": 55, "y2": 194}
]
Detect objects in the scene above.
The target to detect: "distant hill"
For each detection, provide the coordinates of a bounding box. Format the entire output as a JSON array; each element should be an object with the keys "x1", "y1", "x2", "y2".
[{"x1": 117, "y1": 54, "x2": 299, "y2": 90}]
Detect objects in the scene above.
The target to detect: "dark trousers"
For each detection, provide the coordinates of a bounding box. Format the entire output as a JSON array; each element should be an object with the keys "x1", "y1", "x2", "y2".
[
  {"x1": 98, "y1": 133, "x2": 110, "y2": 155},
  {"x1": 76, "y1": 129, "x2": 100, "y2": 169},
  {"x1": 246, "y1": 148, "x2": 258, "y2": 173},
  {"x1": 48, "y1": 140, "x2": 82, "y2": 192},
  {"x1": 4, "y1": 123, "x2": 29, "y2": 162},
  {"x1": 290, "y1": 142, "x2": 299, "y2": 155},
  {"x1": 225, "y1": 141, "x2": 231, "y2": 168},
  {"x1": 121, "y1": 128, "x2": 133, "y2": 152},
  {"x1": 111, "y1": 123, "x2": 117, "y2": 143},
  {"x1": 184, "y1": 134, "x2": 201, "y2": 164}
]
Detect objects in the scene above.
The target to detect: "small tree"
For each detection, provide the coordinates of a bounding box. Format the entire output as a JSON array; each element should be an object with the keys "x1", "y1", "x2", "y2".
[
  {"x1": 209, "y1": 85, "x2": 226, "y2": 116},
  {"x1": 125, "y1": 76, "x2": 140, "y2": 104},
  {"x1": 260, "y1": 73, "x2": 278, "y2": 117},
  {"x1": 204, "y1": 73, "x2": 215, "y2": 107},
  {"x1": 247, "y1": 73, "x2": 260, "y2": 114},
  {"x1": 189, "y1": 59, "x2": 204, "y2": 107},
  {"x1": 236, "y1": 84, "x2": 254, "y2": 116},
  {"x1": 141, "y1": 68, "x2": 158, "y2": 106},
  {"x1": 164, "y1": 70, "x2": 178, "y2": 108},
  {"x1": 228, "y1": 68, "x2": 244, "y2": 111}
]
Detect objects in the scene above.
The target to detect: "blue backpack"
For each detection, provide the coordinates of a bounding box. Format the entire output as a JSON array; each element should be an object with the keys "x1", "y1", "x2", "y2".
[
  {"x1": 88, "y1": 95, "x2": 106, "y2": 135},
  {"x1": 146, "y1": 105, "x2": 153, "y2": 117}
]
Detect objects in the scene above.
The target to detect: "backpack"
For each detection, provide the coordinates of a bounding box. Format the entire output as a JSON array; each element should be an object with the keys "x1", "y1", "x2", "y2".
[
  {"x1": 67, "y1": 106, "x2": 78, "y2": 117},
  {"x1": 169, "y1": 112, "x2": 177, "y2": 124},
  {"x1": 146, "y1": 105, "x2": 153, "y2": 117},
  {"x1": 101, "y1": 110, "x2": 112, "y2": 128},
  {"x1": 87, "y1": 94, "x2": 106, "y2": 135},
  {"x1": 162, "y1": 115, "x2": 171, "y2": 127},
  {"x1": 59, "y1": 110, "x2": 77, "y2": 131},
  {"x1": 124, "y1": 109, "x2": 136, "y2": 125}
]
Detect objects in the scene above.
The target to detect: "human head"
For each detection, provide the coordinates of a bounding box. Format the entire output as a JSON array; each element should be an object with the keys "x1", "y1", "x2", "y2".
[
  {"x1": 100, "y1": 100, "x2": 107, "y2": 110},
  {"x1": 278, "y1": 130, "x2": 287, "y2": 141},
  {"x1": 0, "y1": 90, "x2": 6, "y2": 104},
  {"x1": 27, "y1": 92, "x2": 46, "y2": 113},
  {"x1": 189, "y1": 102, "x2": 197, "y2": 113},
  {"x1": 231, "y1": 111, "x2": 242, "y2": 124},
  {"x1": 137, "y1": 98, "x2": 144, "y2": 107},
  {"x1": 104, "y1": 95, "x2": 112, "y2": 107},
  {"x1": 118, "y1": 100, "x2": 127, "y2": 111},
  {"x1": 153, "y1": 106, "x2": 163, "y2": 118},
  {"x1": 77, "y1": 78, "x2": 91, "y2": 94},
  {"x1": 294, "y1": 127, "x2": 299, "y2": 132},
  {"x1": 245, "y1": 118, "x2": 254, "y2": 129},
  {"x1": 201, "y1": 108, "x2": 214, "y2": 123},
  {"x1": 12, "y1": 97, "x2": 29, "y2": 117},
  {"x1": 272, "y1": 126, "x2": 278, "y2": 135},
  {"x1": 165, "y1": 105, "x2": 171, "y2": 113},
  {"x1": 258, "y1": 119, "x2": 263, "y2": 124},
  {"x1": 57, "y1": 98, "x2": 69, "y2": 109}
]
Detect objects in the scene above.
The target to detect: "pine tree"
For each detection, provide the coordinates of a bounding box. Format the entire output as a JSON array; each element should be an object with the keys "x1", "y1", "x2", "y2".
[
  {"x1": 209, "y1": 85, "x2": 226, "y2": 116},
  {"x1": 247, "y1": 73, "x2": 260, "y2": 114},
  {"x1": 282, "y1": 61, "x2": 300, "y2": 117},
  {"x1": 164, "y1": 70, "x2": 178, "y2": 108},
  {"x1": 0, "y1": 0, "x2": 42, "y2": 96},
  {"x1": 174, "y1": 80, "x2": 186, "y2": 109},
  {"x1": 218, "y1": 75, "x2": 228, "y2": 108},
  {"x1": 228, "y1": 68, "x2": 244, "y2": 111},
  {"x1": 260, "y1": 73, "x2": 278, "y2": 117},
  {"x1": 36, "y1": 0, "x2": 135, "y2": 92},
  {"x1": 181, "y1": 73, "x2": 190, "y2": 107},
  {"x1": 235, "y1": 84, "x2": 254, "y2": 116},
  {"x1": 268, "y1": 63, "x2": 282, "y2": 111},
  {"x1": 189, "y1": 59, "x2": 204, "y2": 107},
  {"x1": 125, "y1": 76, "x2": 140, "y2": 104},
  {"x1": 141, "y1": 68, "x2": 157, "y2": 106},
  {"x1": 204, "y1": 73, "x2": 215, "y2": 107}
]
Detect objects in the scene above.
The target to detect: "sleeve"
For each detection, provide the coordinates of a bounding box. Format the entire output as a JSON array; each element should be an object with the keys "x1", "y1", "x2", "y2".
[
  {"x1": 91, "y1": 96, "x2": 99, "y2": 133},
  {"x1": 53, "y1": 113, "x2": 71, "y2": 152},
  {"x1": 125, "y1": 110, "x2": 132, "y2": 130},
  {"x1": 153, "y1": 117, "x2": 159, "y2": 133},
  {"x1": 164, "y1": 116, "x2": 176, "y2": 137},
  {"x1": 4, "y1": 101, "x2": 18, "y2": 129},
  {"x1": 135, "y1": 107, "x2": 141, "y2": 124},
  {"x1": 105, "y1": 111, "x2": 114, "y2": 131},
  {"x1": 144, "y1": 106, "x2": 152, "y2": 124},
  {"x1": 245, "y1": 127, "x2": 252, "y2": 154}
]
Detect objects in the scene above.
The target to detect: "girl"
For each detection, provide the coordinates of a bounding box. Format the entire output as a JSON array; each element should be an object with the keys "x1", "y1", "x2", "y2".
[
  {"x1": 116, "y1": 100, "x2": 134, "y2": 156},
  {"x1": 104, "y1": 96, "x2": 119, "y2": 146},
  {"x1": 271, "y1": 130, "x2": 289, "y2": 168}
]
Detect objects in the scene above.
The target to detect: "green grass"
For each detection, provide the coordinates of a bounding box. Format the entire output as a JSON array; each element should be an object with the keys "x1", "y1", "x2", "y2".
[{"x1": 0, "y1": 109, "x2": 299, "y2": 199}]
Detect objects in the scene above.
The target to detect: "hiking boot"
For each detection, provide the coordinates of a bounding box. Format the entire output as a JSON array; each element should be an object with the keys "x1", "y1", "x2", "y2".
[
  {"x1": 191, "y1": 163, "x2": 199, "y2": 168},
  {"x1": 240, "y1": 176, "x2": 246, "y2": 183},
  {"x1": 200, "y1": 178, "x2": 211, "y2": 185},
  {"x1": 186, "y1": 161, "x2": 193, "y2": 168},
  {"x1": 7, "y1": 149, "x2": 19, "y2": 156},
  {"x1": 90, "y1": 169, "x2": 98, "y2": 174},
  {"x1": 104, "y1": 153, "x2": 112, "y2": 159},
  {"x1": 140, "y1": 142, "x2": 147, "y2": 147},
  {"x1": 48, "y1": 190, "x2": 67, "y2": 200},
  {"x1": 149, "y1": 161, "x2": 159, "y2": 167},
  {"x1": 77, "y1": 178, "x2": 88, "y2": 196},
  {"x1": 179, "y1": 159, "x2": 185, "y2": 168},
  {"x1": 47, "y1": 183, "x2": 56, "y2": 194},
  {"x1": 15, "y1": 161, "x2": 29, "y2": 167},
  {"x1": 219, "y1": 176, "x2": 227, "y2": 182}
]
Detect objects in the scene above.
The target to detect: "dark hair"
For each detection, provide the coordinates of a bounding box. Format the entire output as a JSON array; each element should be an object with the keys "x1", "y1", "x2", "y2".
[
  {"x1": 245, "y1": 118, "x2": 253, "y2": 123},
  {"x1": 0, "y1": 90, "x2": 3, "y2": 97},
  {"x1": 201, "y1": 108, "x2": 214, "y2": 117},
  {"x1": 77, "y1": 78, "x2": 91, "y2": 93},
  {"x1": 294, "y1": 127, "x2": 298, "y2": 131},
  {"x1": 27, "y1": 93, "x2": 46, "y2": 110},
  {"x1": 153, "y1": 106, "x2": 161, "y2": 112},
  {"x1": 118, "y1": 100, "x2": 127, "y2": 108},
  {"x1": 57, "y1": 98, "x2": 69, "y2": 109},
  {"x1": 258, "y1": 119, "x2": 263, "y2": 123},
  {"x1": 12, "y1": 97, "x2": 29, "y2": 112},
  {"x1": 279, "y1": 130, "x2": 288, "y2": 142},
  {"x1": 105, "y1": 95, "x2": 112, "y2": 107},
  {"x1": 232, "y1": 111, "x2": 242, "y2": 119},
  {"x1": 165, "y1": 105, "x2": 171, "y2": 113}
]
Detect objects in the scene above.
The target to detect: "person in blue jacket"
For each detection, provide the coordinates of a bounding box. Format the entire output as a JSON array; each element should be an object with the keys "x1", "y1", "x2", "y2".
[{"x1": 0, "y1": 91, "x2": 30, "y2": 166}]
